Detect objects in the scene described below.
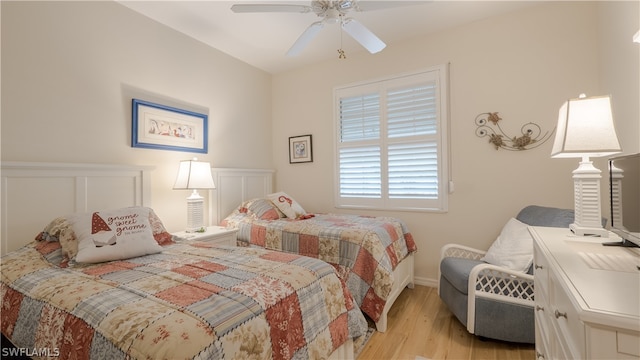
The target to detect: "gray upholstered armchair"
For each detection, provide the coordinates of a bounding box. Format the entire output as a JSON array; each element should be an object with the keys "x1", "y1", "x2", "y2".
[{"x1": 438, "y1": 205, "x2": 575, "y2": 344}]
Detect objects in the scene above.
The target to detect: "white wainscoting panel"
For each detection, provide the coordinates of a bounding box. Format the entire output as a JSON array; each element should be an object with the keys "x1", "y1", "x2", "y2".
[
  {"x1": 1, "y1": 162, "x2": 154, "y2": 254},
  {"x1": 210, "y1": 168, "x2": 274, "y2": 225}
]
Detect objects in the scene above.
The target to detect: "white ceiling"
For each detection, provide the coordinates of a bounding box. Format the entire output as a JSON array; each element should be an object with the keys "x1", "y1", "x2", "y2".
[{"x1": 118, "y1": 1, "x2": 539, "y2": 74}]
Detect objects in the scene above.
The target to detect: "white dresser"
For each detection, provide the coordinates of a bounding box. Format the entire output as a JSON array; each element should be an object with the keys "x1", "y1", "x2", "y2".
[{"x1": 530, "y1": 226, "x2": 640, "y2": 360}]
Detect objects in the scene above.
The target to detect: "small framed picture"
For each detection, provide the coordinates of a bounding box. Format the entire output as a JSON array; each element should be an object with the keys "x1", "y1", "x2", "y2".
[
  {"x1": 132, "y1": 99, "x2": 208, "y2": 153},
  {"x1": 289, "y1": 134, "x2": 313, "y2": 164}
]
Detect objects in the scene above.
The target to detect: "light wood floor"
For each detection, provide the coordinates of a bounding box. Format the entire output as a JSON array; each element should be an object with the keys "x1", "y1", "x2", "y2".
[{"x1": 358, "y1": 285, "x2": 535, "y2": 360}]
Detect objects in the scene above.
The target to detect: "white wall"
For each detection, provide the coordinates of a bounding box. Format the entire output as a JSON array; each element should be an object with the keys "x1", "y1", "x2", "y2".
[
  {"x1": 1, "y1": 1, "x2": 273, "y2": 233},
  {"x1": 598, "y1": 1, "x2": 640, "y2": 155},
  {"x1": 2, "y1": 1, "x2": 637, "y2": 284},
  {"x1": 272, "y1": 1, "x2": 639, "y2": 284}
]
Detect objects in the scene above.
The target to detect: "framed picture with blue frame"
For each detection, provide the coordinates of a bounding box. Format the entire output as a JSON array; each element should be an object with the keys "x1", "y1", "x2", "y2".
[{"x1": 132, "y1": 99, "x2": 208, "y2": 153}]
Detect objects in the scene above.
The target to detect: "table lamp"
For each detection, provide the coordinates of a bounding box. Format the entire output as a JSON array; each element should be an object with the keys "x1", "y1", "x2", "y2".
[
  {"x1": 551, "y1": 94, "x2": 621, "y2": 236},
  {"x1": 173, "y1": 158, "x2": 216, "y2": 232}
]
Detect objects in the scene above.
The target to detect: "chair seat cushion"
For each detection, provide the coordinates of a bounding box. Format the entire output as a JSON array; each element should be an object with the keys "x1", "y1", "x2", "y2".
[{"x1": 440, "y1": 257, "x2": 485, "y2": 295}]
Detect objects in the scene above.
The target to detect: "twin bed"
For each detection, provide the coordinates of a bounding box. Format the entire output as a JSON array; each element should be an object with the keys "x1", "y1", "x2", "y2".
[
  {"x1": 2, "y1": 235, "x2": 365, "y2": 359},
  {"x1": 221, "y1": 199, "x2": 417, "y2": 333},
  {"x1": 1, "y1": 163, "x2": 417, "y2": 359},
  {"x1": 209, "y1": 168, "x2": 417, "y2": 333}
]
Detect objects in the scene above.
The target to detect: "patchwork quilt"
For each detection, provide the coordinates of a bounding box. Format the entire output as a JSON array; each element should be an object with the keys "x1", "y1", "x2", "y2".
[
  {"x1": 1, "y1": 240, "x2": 367, "y2": 359},
  {"x1": 222, "y1": 212, "x2": 418, "y2": 322}
]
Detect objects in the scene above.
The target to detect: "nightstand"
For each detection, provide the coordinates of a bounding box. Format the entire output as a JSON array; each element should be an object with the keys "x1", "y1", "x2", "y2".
[{"x1": 172, "y1": 226, "x2": 238, "y2": 247}]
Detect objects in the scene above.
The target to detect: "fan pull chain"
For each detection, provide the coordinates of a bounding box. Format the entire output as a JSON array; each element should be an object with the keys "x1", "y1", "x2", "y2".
[{"x1": 338, "y1": 23, "x2": 346, "y2": 59}]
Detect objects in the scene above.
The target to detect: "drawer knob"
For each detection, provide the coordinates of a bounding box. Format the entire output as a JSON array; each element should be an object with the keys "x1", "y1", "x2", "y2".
[
  {"x1": 554, "y1": 310, "x2": 568, "y2": 319},
  {"x1": 535, "y1": 264, "x2": 544, "y2": 270},
  {"x1": 536, "y1": 305, "x2": 544, "y2": 312},
  {"x1": 536, "y1": 351, "x2": 545, "y2": 359}
]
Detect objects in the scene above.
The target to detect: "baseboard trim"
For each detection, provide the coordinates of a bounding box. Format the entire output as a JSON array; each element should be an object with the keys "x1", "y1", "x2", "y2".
[{"x1": 413, "y1": 276, "x2": 437, "y2": 288}]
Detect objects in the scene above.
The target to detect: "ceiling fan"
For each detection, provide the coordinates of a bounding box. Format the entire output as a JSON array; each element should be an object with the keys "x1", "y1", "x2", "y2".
[{"x1": 230, "y1": 0, "x2": 386, "y2": 56}]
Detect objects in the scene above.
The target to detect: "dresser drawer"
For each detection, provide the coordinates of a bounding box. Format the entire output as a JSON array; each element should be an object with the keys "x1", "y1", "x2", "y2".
[
  {"x1": 533, "y1": 243, "x2": 549, "y2": 300},
  {"x1": 535, "y1": 308, "x2": 552, "y2": 360},
  {"x1": 618, "y1": 331, "x2": 640, "y2": 357},
  {"x1": 534, "y1": 274, "x2": 550, "y2": 342},
  {"x1": 550, "y1": 275, "x2": 584, "y2": 359},
  {"x1": 587, "y1": 325, "x2": 640, "y2": 359}
]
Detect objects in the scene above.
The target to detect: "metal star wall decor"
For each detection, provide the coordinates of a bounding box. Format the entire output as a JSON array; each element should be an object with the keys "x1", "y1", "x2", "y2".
[{"x1": 475, "y1": 112, "x2": 555, "y2": 151}]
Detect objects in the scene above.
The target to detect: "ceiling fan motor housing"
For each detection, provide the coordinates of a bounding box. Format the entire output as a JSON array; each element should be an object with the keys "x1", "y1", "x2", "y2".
[
  {"x1": 312, "y1": 0, "x2": 357, "y2": 17},
  {"x1": 231, "y1": 0, "x2": 384, "y2": 56}
]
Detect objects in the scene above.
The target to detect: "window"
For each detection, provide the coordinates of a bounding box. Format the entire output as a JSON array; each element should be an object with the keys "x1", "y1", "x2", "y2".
[{"x1": 334, "y1": 65, "x2": 449, "y2": 212}]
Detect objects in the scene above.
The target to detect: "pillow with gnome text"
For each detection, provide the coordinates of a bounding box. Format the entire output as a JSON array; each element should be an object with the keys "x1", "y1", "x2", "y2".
[{"x1": 67, "y1": 207, "x2": 162, "y2": 263}]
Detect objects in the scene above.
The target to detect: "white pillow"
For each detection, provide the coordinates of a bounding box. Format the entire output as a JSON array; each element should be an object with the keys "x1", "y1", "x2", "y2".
[
  {"x1": 481, "y1": 217, "x2": 533, "y2": 272},
  {"x1": 68, "y1": 207, "x2": 162, "y2": 263},
  {"x1": 267, "y1": 191, "x2": 307, "y2": 219}
]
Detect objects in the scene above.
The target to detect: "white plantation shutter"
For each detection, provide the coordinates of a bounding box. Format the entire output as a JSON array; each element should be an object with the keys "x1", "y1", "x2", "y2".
[
  {"x1": 339, "y1": 146, "x2": 381, "y2": 198},
  {"x1": 339, "y1": 93, "x2": 380, "y2": 142},
  {"x1": 387, "y1": 83, "x2": 437, "y2": 137},
  {"x1": 334, "y1": 65, "x2": 449, "y2": 211},
  {"x1": 388, "y1": 141, "x2": 438, "y2": 199}
]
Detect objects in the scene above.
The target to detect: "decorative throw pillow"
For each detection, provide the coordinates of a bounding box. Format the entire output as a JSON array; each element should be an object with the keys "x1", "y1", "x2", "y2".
[
  {"x1": 36, "y1": 217, "x2": 66, "y2": 242},
  {"x1": 148, "y1": 208, "x2": 174, "y2": 245},
  {"x1": 67, "y1": 207, "x2": 162, "y2": 263},
  {"x1": 36, "y1": 216, "x2": 78, "y2": 260},
  {"x1": 243, "y1": 198, "x2": 283, "y2": 220},
  {"x1": 267, "y1": 192, "x2": 307, "y2": 219},
  {"x1": 481, "y1": 217, "x2": 534, "y2": 272},
  {"x1": 37, "y1": 207, "x2": 173, "y2": 261}
]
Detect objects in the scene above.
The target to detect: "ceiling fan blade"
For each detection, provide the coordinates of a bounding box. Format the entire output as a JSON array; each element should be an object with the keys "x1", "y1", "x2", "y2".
[
  {"x1": 230, "y1": 4, "x2": 311, "y2": 13},
  {"x1": 342, "y1": 18, "x2": 386, "y2": 54},
  {"x1": 286, "y1": 21, "x2": 324, "y2": 56},
  {"x1": 354, "y1": 1, "x2": 424, "y2": 12}
]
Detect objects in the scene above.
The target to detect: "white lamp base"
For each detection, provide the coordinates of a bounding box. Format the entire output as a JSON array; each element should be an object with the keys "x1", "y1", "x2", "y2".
[
  {"x1": 569, "y1": 223, "x2": 609, "y2": 237},
  {"x1": 185, "y1": 189, "x2": 205, "y2": 232},
  {"x1": 570, "y1": 157, "x2": 608, "y2": 237}
]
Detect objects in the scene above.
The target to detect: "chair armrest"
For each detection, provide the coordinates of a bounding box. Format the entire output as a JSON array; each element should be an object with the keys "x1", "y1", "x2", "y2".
[
  {"x1": 440, "y1": 243, "x2": 486, "y2": 261},
  {"x1": 465, "y1": 263, "x2": 535, "y2": 334},
  {"x1": 468, "y1": 263, "x2": 535, "y2": 305},
  {"x1": 437, "y1": 244, "x2": 486, "y2": 296}
]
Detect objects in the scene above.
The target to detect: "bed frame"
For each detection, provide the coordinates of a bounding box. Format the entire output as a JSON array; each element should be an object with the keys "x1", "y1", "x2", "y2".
[{"x1": 209, "y1": 167, "x2": 415, "y2": 332}]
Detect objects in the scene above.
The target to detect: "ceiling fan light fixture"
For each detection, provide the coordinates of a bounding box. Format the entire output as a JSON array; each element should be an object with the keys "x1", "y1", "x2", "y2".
[
  {"x1": 325, "y1": 8, "x2": 341, "y2": 24},
  {"x1": 233, "y1": 0, "x2": 384, "y2": 56}
]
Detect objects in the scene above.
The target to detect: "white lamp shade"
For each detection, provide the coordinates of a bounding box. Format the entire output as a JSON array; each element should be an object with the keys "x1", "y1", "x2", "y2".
[
  {"x1": 551, "y1": 95, "x2": 621, "y2": 158},
  {"x1": 173, "y1": 159, "x2": 216, "y2": 190}
]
